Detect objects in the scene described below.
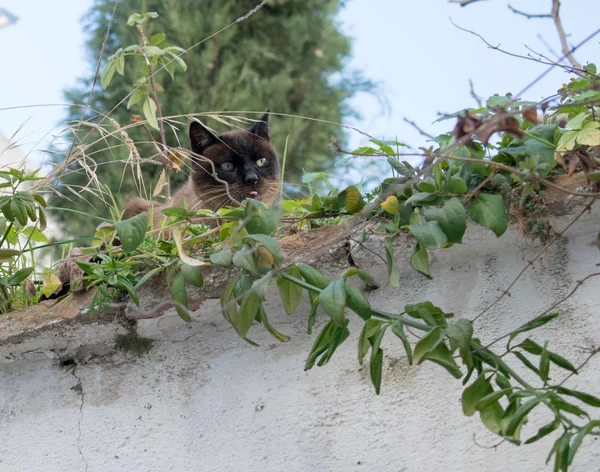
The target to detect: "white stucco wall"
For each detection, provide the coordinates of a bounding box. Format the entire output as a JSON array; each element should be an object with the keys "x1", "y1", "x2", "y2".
[{"x1": 0, "y1": 199, "x2": 599, "y2": 472}]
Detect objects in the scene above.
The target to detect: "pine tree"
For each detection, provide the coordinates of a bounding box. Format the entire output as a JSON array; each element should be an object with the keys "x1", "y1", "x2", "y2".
[{"x1": 52, "y1": 0, "x2": 373, "y2": 236}]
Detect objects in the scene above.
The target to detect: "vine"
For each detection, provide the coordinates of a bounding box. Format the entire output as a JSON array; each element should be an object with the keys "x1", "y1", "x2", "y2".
[{"x1": 0, "y1": 4, "x2": 599, "y2": 471}]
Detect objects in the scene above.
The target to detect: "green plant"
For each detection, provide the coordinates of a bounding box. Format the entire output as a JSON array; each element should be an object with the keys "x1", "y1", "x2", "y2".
[
  {"x1": 64, "y1": 58, "x2": 600, "y2": 470},
  {"x1": 0, "y1": 167, "x2": 48, "y2": 312}
]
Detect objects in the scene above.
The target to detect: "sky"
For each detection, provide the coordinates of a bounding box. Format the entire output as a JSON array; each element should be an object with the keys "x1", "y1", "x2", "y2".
[{"x1": 0, "y1": 0, "x2": 599, "y2": 171}]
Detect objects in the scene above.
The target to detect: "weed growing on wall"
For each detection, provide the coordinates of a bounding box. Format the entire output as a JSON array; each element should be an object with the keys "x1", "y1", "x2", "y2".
[{"x1": 1, "y1": 3, "x2": 599, "y2": 470}]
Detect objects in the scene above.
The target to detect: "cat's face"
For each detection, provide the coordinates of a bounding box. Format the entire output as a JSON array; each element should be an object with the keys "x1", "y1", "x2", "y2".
[{"x1": 188, "y1": 111, "x2": 280, "y2": 210}]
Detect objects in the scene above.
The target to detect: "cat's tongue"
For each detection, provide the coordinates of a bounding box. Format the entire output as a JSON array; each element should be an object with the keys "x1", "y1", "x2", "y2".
[{"x1": 248, "y1": 191, "x2": 260, "y2": 199}]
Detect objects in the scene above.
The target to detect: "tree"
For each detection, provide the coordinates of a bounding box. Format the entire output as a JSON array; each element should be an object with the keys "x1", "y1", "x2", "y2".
[{"x1": 51, "y1": 0, "x2": 374, "y2": 237}]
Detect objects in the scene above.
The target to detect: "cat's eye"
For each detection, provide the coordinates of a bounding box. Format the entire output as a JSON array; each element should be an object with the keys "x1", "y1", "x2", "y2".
[
  {"x1": 256, "y1": 158, "x2": 268, "y2": 167},
  {"x1": 221, "y1": 162, "x2": 235, "y2": 171}
]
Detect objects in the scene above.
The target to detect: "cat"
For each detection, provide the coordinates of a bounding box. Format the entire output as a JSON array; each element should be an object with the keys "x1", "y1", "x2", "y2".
[{"x1": 123, "y1": 110, "x2": 280, "y2": 227}]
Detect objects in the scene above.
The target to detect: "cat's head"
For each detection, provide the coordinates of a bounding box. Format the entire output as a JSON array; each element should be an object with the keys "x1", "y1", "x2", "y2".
[{"x1": 188, "y1": 110, "x2": 280, "y2": 209}]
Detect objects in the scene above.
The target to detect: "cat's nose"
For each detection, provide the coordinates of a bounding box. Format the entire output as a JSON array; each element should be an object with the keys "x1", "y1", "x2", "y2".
[{"x1": 244, "y1": 171, "x2": 260, "y2": 186}]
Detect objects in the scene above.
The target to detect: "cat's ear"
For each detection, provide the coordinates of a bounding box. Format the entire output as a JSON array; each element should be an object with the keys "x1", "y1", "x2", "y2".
[
  {"x1": 189, "y1": 120, "x2": 217, "y2": 153},
  {"x1": 248, "y1": 108, "x2": 270, "y2": 141}
]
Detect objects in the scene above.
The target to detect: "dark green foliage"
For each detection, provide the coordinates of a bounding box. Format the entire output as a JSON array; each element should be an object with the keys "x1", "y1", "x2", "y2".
[{"x1": 52, "y1": 0, "x2": 373, "y2": 236}]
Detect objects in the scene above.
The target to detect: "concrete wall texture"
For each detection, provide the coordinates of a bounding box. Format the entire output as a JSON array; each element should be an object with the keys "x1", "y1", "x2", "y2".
[{"x1": 0, "y1": 200, "x2": 599, "y2": 472}]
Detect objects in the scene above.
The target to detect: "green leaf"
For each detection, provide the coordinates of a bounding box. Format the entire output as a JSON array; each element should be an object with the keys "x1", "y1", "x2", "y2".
[
  {"x1": 143, "y1": 97, "x2": 159, "y2": 130},
  {"x1": 424, "y1": 197, "x2": 467, "y2": 244},
  {"x1": 566, "y1": 112, "x2": 589, "y2": 130},
  {"x1": 383, "y1": 236, "x2": 400, "y2": 287},
  {"x1": 41, "y1": 274, "x2": 61, "y2": 297},
  {"x1": 410, "y1": 243, "x2": 432, "y2": 279},
  {"x1": 100, "y1": 60, "x2": 117, "y2": 89},
  {"x1": 298, "y1": 264, "x2": 329, "y2": 290},
  {"x1": 576, "y1": 123, "x2": 600, "y2": 146},
  {"x1": 307, "y1": 291, "x2": 319, "y2": 334},
  {"x1": 423, "y1": 342, "x2": 463, "y2": 379},
  {"x1": 340, "y1": 185, "x2": 365, "y2": 213},
  {"x1": 0, "y1": 249, "x2": 21, "y2": 259},
  {"x1": 475, "y1": 388, "x2": 513, "y2": 411},
  {"x1": 509, "y1": 313, "x2": 560, "y2": 342},
  {"x1": 115, "y1": 53, "x2": 125, "y2": 75},
  {"x1": 345, "y1": 284, "x2": 371, "y2": 320},
  {"x1": 551, "y1": 396, "x2": 589, "y2": 418},
  {"x1": 469, "y1": 193, "x2": 508, "y2": 237},
  {"x1": 11, "y1": 198, "x2": 28, "y2": 225},
  {"x1": 555, "y1": 386, "x2": 600, "y2": 408},
  {"x1": 446, "y1": 319, "x2": 473, "y2": 368},
  {"x1": 258, "y1": 305, "x2": 289, "y2": 343},
  {"x1": 7, "y1": 267, "x2": 34, "y2": 286},
  {"x1": 318, "y1": 279, "x2": 347, "y2": 327},
  {"x1": 245, "y1": 234, "x2": 283, "y2": 265},
  {"x1": 127, "y1": 88, "x2": 146, "y2": 110},
  {"x1": 22, "y1": 226, "x2": 48, "y2": 243},
  {"x1": 238, "y1": 292, "x2": 260, "y2": 338},
  {"x1": 413, "y1": 326, "x2": 445, "y2": 363},
  {"x1": 150, "y1": 33, "x2": 166, "y2": 45},
  {"x1": 127, "y1": 11, "x2": 159, "y2": 26},
  {"x1": 181, "y1": 264, "x2": 204, "y2": 288},
  {"x1": 220, "y1": 280, "x2": 238, "y2": 326},
  {"x1": 232, "y1": 244, "x2": 259, "y2": 274},
  {"x1": 116, "y1": 212, "x2": 148, "y2": 252},
  {"x1": 540, "y1": 345, "x2": 550, "y2": 382},
  {"x1": 305, "y1": 320, "x2": 335, "y2": 370},
  {"x1": 462, "y1": 374, "x2": 491, "y2": 416},
  {"x1": 556, "y1": 130, "x2": 578, "y2": 152},
  {"x1": 409, "y1": 222, "x2": 448, "y2": 249},
  {"x1": 518, "y1": 339, "x2": 578, "y2": 374},
  {"x1": 505, "y1": 397, "x2": 546, "y2": 437},
  {"x1": 370, "y1": 347, "x2": 384, "y2": 395},
  {"x1": 479, "y1": 400, "x2": 505, "y2": 436},
  {"x1": 568, "y1": 420, "x2": 600, "y2": 465},
  {"x1": 524, "y1": 419, "x2": 560, "y2": 445},
  {"x1": 417, "y1": 180, "x2": 436, "y2": 193},
  {"x1": 209, "y1": 246, "x2": 233, "y2": 268},
  {"x1": 513, "y1": 351, "x2": 540, "y2": 376},
  {"x1": 171, "y1": 272, "x2": 190, "y2": 322},
  {"x1": 391, "y1": 320, "x2": 413, "y2": 365},
  {"x1": 405, "y1": 301, "x2": 450, "y2": 327},
  {"x1": 358, "y1": 319, "x2": 385, "y2": 363},
  {"x1": 244, "y1": 199, "x2": 278, "y2": 235},
  {"x1": 276, "y1": 267, "x2": 303, "y2": 315},
  {"x1": 449, "y1": 177, "x2": 468, "y2": 194}
]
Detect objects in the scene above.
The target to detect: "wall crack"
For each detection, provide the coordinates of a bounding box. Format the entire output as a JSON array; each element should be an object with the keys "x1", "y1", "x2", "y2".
[{"x1": 67, "y1": 364, "x2": 89, "y2": 472}]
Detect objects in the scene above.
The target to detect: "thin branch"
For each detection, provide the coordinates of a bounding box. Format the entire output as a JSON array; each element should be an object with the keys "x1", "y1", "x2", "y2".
[
  {"x1": 449, "y1": 0, "x2": 487, "y2": 6},
  {"x1": 472, "y1": 199, "x2": 596, "y2": 323},
  {"x1": 469, "y1": 79, "x2": 483, "y2": 108},
  {"x1": 136, "y1": 23, "x2": 172, "y2": 198},
  {"x1": 450, "y1": 18, "x2": 588, "y2": 78},
  {"x1": 551, "y1": 0, "x2": 581, "y2": 69},
  {"x1": 403, "y1": 118, "x2": 435, "y2": 140},
  {"x1": 508, "y1": 5, "x2": 551, "y2": 19},
  {"x1": 559, "y1": 345, "x2": 600, "y2": 386},
  {"x1": 335, "y1": 148, "x2": 600, "y2": 198},
  {"x1": 509, "y1": 1, "x2": 580, "y2": 68}
]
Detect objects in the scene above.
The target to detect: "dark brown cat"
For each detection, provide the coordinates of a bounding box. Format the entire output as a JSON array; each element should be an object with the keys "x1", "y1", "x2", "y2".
[{"x1": 123, "y1": 110, "x2": 280, "y2": 226}]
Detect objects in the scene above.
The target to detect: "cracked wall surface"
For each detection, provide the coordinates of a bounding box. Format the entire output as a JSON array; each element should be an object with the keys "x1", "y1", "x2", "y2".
[{"x1": 0, "y1": 202, "x2": 599, "y2": 472}]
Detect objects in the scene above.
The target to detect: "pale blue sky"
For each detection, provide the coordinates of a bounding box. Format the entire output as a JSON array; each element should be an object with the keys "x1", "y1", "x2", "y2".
[{"x1": 0, "y1": 0, "x2": 599, "y2": 167}]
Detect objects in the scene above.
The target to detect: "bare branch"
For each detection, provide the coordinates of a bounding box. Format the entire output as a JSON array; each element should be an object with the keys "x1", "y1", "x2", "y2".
[
  {"x1": 449, "y1": 0, "x2": 487, "y2": 6},
  {"x1": 551, "y1": 0, "x2": 581, "y2": 69},
  {"x1": 472, "y1": 199, "x2": 597, "y2": 324},
  {"x1": 403, "y1": 118, "x2": 435, "y2": 140},
  {"x1": 469, "y1": 79, "x2": 484, "y2": 108},
  {"x1": 508, "y1": 5, "x2": 551, "y2": 19},
  {"x1": 508, "y1": 0, "x2": 581, "y2": 68}
]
